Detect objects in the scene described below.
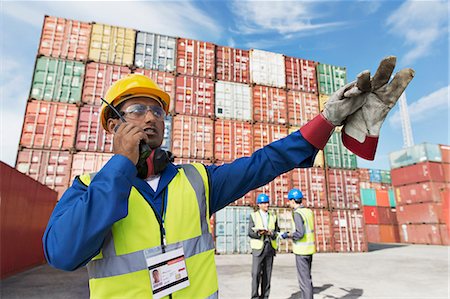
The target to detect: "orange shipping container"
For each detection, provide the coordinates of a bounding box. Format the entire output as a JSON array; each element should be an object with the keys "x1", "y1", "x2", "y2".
[
  {"x1": 70, "y1": 152, "x2": 114, "y2": 181},
  {"x1": 175, "y1": 75, "x2": 214, "y2": 117},
  {"x1": 253, "y1": 123, "x2": 288, "y2": 151},
  {"x1": 376, "y1": 189, "x2": 390, "y2": 207},
  {"x1": 177, "y1": 38, "x2": 215, "y2": 79},
  {"x1": 397, "y1": 202, "x2": 445, "y2": 224},
  {"x1": 20, "y1": 100, "x2": 78, "y2": 150},
  {"x1": 287, "y1": 91, "x2": 319, "y2": 127},
  {"x1": 82, "y1": 62, "x2": 131, "y2": 106},
  {"x1": 16, "y1": 149, "x2": 72, "y2": 199},
  {"x1": 38, "y1": 16, "x2": 91, "y2": 61},
  {"x1": 253, "y1": 85, "x2": 287, "y2": 124},
  {"x1": 171, "y1": 115, "x2": 214, "y2": 160},
  {"x1": 284, "y1": 56, "x2": 317, "y2": 93},
  {"x1": 400, "y1": 223, "x2": 448, "y2": 245},
  {"x1": 76, "y1": 105, "x2": 113, "y2": 152},
  {"x1": 214, "y1": 119, "x2": 252, "y2": 162},
  {"x1": 331, "y1": 209, "x2": 368, "y2": 252},
  {"x1": 327, "y1": 169, "x2": 361, "y2": 210},
  {"x1": 394, "y1": 181, "x2": 449, "y2": 205},
  {"x1": 215, "y1": 46, "x2": 250, "y2": 83},
  {"x1": 290, "y1": 167, "x2": 328, "y2": 209}
]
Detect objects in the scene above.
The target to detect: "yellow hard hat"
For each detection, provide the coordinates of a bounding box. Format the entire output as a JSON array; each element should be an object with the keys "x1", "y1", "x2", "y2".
[{"x1": 100, "y1": 74, "x2": 170, "y2": 130}]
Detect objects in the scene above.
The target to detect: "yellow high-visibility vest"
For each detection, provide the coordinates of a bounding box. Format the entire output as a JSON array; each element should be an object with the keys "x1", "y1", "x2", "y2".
[
  {"x1": 292, "y1": 207, "x2": 316, "y2": 255},
  {"x1": 250, "y1": 211, "x2": 278, "y2": 250},
  {"x1": 79, "y1": 163, "x2": 218, "y2": 299}
]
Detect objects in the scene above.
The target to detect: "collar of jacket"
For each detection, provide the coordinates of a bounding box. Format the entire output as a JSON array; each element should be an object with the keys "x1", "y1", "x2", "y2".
[{"x1": 131, "y1": 162, "x2": 178, "y2": 198}]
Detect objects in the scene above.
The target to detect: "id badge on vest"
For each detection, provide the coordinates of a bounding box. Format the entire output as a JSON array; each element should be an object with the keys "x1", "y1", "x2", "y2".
[{"x1": 144, "y1": 243, "x2": 189, "y2": 298}]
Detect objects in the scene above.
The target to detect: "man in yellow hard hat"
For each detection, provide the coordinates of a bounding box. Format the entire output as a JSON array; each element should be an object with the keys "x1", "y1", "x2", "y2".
[{"x1": 43, "y1": 56, "x2": 414, "y2": 298}]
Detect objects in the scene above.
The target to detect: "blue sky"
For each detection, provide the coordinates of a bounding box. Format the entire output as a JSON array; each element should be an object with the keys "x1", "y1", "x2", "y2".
[{"x1": 1, "y1": 0, "x2": 449, "y2": 170}]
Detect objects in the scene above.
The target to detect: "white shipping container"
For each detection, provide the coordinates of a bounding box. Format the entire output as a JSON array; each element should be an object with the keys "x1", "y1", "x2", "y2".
[
  {"x1": 250, "y1": 49, "x2": 286, "y2": 88},
  {"x1": 215, "y1": 81, "x2": 252, "y2": 121},
  {"x1": 134, "y1": 31, "x2": 177, "y2": 71}
]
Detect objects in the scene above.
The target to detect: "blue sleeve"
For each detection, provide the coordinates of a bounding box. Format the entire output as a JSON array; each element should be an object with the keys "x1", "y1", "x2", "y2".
[
  {"x1": 206, "y1": 131, "x2": 318, "y2": 214},
  {"x1": 42, "y1": 155, "x2": 137, "y2": 271}
]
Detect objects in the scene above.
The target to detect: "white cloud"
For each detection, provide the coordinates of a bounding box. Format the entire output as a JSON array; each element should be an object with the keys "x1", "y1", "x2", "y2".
[
  {"x1": 357, "y1": 0, "x2": 382, "y2": 14},
  {"x1": 230, "y1": 1, "x2": 345, "y2": 35},
  {"x1": 389, "y1": 85, "x2": 450, "y2": 127},
  {"x1": 386, "y1": 0, "x2": 448, "y2": 64}
]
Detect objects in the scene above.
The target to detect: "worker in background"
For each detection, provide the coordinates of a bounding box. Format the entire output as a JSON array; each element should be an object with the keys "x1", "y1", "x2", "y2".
[
  {"x1": 248, "y1": 193, "x2": 280, "y2": 299},
  {"x1": 43, "y1": 56, "x2": 413, "y2": 298},
  {"x1": 285, "y1": 188, "x2": 316, "y2": 299}
]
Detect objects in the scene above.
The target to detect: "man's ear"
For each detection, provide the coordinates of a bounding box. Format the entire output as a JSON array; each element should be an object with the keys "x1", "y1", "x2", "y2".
[{"x1": 106, "y1": 118, "x2": 120, "y2": 134}]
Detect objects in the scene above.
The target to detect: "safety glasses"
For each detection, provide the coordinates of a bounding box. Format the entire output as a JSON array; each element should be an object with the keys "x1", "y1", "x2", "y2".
[{"x1": 121, "y1": 104, "x2": 166, "y2": 120}]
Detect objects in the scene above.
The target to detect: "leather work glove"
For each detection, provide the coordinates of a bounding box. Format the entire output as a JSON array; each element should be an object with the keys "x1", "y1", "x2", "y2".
[{"x1": 341, "y1": 56, "x2": 415, "y2": 160}]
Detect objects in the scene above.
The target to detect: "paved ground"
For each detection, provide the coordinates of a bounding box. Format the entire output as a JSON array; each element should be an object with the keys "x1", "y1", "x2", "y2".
[{"x1": 2, "y1": 243, "x2": 449, "y2": 298}]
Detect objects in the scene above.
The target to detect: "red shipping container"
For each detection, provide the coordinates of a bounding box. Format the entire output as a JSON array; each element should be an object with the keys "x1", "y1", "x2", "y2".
[
  {"x1": 38, "y1": 16, "x2": 91, "y2": 61},
  {"x1": 379, "y1": 224, "x2": 400, "y2": 243},
  {"x1": 76, "y1": 105, "x2": 113, "y2": 152},
  {"x1": 20, "y1": 100, "x2": 78, "y2": 150},
  {"x1": 399, "y1": 223, "x2": 447, "y2": 245},
  {"x1": 284, "y1": 56, "x2": 317, "y2": 93},
  {"x1": 358, "y1": 168, "x2": 370, "y2": 182},
  {"x1": 394, "y1": 181, "x2": 448, "y2": 205},
  {"x1": 377, "y1": 207, "x2": 398, "y2": 225},
  {"x1": 391, "y1": 161, "x2": 446, "y2": 186},
  {"x1": 397, "y1": 202, "x2": 444, "y2": 224},
  {"x1": 290, "y1": 167, "x2": 328, "y2": 209},
  {"x1": 70, "y1": 152, "x2": 114, "y2": 180},
  {"x1": 253, "y1": 85, "x2": 287, "y2": 125},
  {"x1": 443, "y1": 163, "x2": 450, "y2": 182},
  {"x1": 440, "y1": 145, "x2": 450, "y2": 163},
  {"x1": 175, "y1": 75, "x2": 214, "y2": 117},
  {"x1": 171, "y1": 115, "x2": 214, "y2": 160},
  {"x1": 287, "y1": 91, "x2": 319, "y2": 127},
  {"x1": 134, "y1": 68, "x2": 176, "y2": 113},
  {"x1": 441, "y1": 190, "x2": 450, "y2": 234},
  {"x1": 253, "y1": 123, "x2": 288, "y2": 151},
  {"x1": 327, "y1": 169, "x2": 361, "y2": 210},
  {"x1": 177, "y1": 38, "x2": 215, "y2": 79},
  {"x1": 215, "y1": 46, "x2": 250, "y2": 83},
  {"x1": 1, "y1": 162, "x2": 58, "y2": 279},
  {"x1": 376, "y1": 189, "x2": 390, "y2": 207},
  {"x1": 331, "y1": 209, "x2": 368, "y2": 252},
  {"x1": 365, "y1": 224, "x2": 381, "y2": 243},
  {"x1": 214, "y1": 119, "x2": 253, "y2": 162},
  {"x1": 363, "y1": 206, "x2": 379, "y2": 224},
  {"x1": 253, "y1": 172, "x2": 291, "y2": 207},
  {"x1": 16, "y1": 149, "x2": 72, "y2": 199},
  {"x1": 313, "y1": 209, "x2": 333, "y2": 252},
  {"x1": 82, "y1": 62, "x2": 131, "y2": 106}
]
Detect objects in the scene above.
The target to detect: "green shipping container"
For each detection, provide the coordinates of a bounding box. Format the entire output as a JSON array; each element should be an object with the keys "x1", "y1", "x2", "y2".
[
  {"x1": 316, "y1": 63, "x2": 347, "y2": 95},
  {"x1": 380, "y1": 170, "x2": 391, "y2": 184},
  {"x1": 30, "y1": 57, "x2": 85, "y2": 103},
  {"x1": 361, "y1": 188, "x2": 377, "y2": 206},
  {"x1": 388, "y1": 189, "x2": 396, "y2": 207},
  {"x1": 324, "y1": 131, "x2": 357, "y2": 169}
]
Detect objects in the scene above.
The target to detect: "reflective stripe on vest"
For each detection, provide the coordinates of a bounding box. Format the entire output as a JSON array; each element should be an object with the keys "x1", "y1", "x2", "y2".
[
  {"x1": 292, "y1": 208, "x2": 316, "y2": 255},
  {"x1": 250, "y1": 211, "x2": 278, "y2": 250},
  {"x1": 79, "y1": 163, "x2": 218, "y2": 299}
]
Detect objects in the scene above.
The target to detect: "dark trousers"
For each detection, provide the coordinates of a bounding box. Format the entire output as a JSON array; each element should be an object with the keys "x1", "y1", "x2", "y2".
[
  {"x1": 295, "y1": 254, "x2": 313, "y2": 299},
  {"x1": 251, "y1": 243, "x2": 275, "y2": 299}
]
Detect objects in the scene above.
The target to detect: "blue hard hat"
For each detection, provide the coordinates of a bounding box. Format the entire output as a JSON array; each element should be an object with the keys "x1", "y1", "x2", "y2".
[
  {"x1": 288, "y1": 188, "x2": 303, "y2": 200},
  {"x1": 257, "y1": 193, "x2": 270, "y2": 204}
]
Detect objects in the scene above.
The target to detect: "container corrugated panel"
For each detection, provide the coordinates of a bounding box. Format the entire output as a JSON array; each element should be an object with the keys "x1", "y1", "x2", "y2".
[
  {"x1": 134, "y1": 68, "x2": 176, "y2": 113},
  {"x1": 70, "y1": 152, "x2": 113, "y2": 181},
  {"x1": 175, "y1": 75, "x2": 215, "y2": 117},
  {"x1": 391, "y1": 161, "x2": 446, "y2": 186},
  {"x1": 443, "y1": 163, "x2": 450, "y2": 182},
  {"x1": 358, "y1": 168, "x2": 370, "y2": 182},
  {"x1": 376, "y1": 189, "x2": 390, "y2": 207},
  {"x1": 214, "y1": 206, "x2": 253, "y2": 254},
  {"x1": 215, "y1": 46, "x2": 250, "y2": 83},
  {"x1": 253, "y1": 172, "x2": 291, "y2": 207},
  {"x1": 214, "y1": 119, "x2": 253, "y2": 161},
  {"x1": 363, "y1": 206, "x2": 379, "y2": 224},
  {"x1": 379, "y1": 224, "x2": 400, "y2": 243},
  {"x1": 327, "y1": 169, "x2": 361, "y2": 210},
  {"x1": 76, "y1": 105, "x2": 113, "y2": 152},
  {"x1": 81, "y1": 62, "x2": 131, "y2": 106},
  {"x1": 30, "y1": 57, "x2": 85, "y2": 103},
  {"x1": 365, "y1": 224, "x2": 381, "y2": 243},
  {"x1": 440, "y1": 145, "x2": 450, "y2": 163},
  {"x1": 1, "y1": 162, "x2": 57, "y2": 279},
  {"x1": 253, "y1": 123, "x2": 288, "y2": 151},
  {"x1": 287, "y1": 91, "x2": 319, "y2": 126},
  {"x1": 215, "y1": 81, "x2": 252, "y2": 121},
  {"x1": 171, "y1": 115, "x2": 214, "y2": 160},
  {"x1": 394, "y1": 181, "x2": 449, "y2": 205},
  {"x1": 253, "y1": 85, "x2": 287, "y2": 124},
  {"x1": 289, "y1": 127, "x2": 324, "y2": 168},
  {"x1": 173, "y1": 158, "x2": 212, "y2": 165},
  {"x1": 380, "y1": 170, "x2": 391, "y2": 184},
  {"x1": 360, "y1": 188, "x2": 376, "y2": 206},
  {"x1": 284, "y1": 56, "x2": 317, "y2": 93},
  {"x1": 290, "y1": 167, "x2": 328, "y2": 209},
  {"x1": 318, "y1": 94, "x2": 329, "y2": 112},
  {"x1": 176, "y1": 38, "x2": 215, "y2": 79},
  {"x1": 388, "y1": 189, "x2": 396, "y2": 207},
  {"x1": 88, "y1": 23, "x2": 136, "y2": 66},
  {"x1": 316, "y1": 63, "x2": 346, "y2": 95},
  {"x1": 324, "y1": 131, "x2": 357, "y2": 169},
  {"x1": 369, "y1": 169, "x2": 382, "y2": 182},
  {"x1": 16, "y1": 149, "x2": 73, "y2": 199},
  {"x1": 400, "y1": 223, "x2": 448, "y2": 245},
  {"x1": 376, "y1": 207, "x2": 397, "y2": 225},
  {"x1": 441, "y1": 189, "x2": 450, "y2": 229},
  {"x1": 331, "y1": 209, "x2": 367, "y2": 252},
  {"x1": 134, "y1": 31, "x2": 177, "y2": 71},
  {"x1": 389, "y1": 143, "x2": 442, "y2": 169},
  {"x1": 397, "y1": 202, "x2": 444, "y2": 224},
  {"x1": 250, "y1": 49, "x2": 285, "y2": 88},
  {"x1": 39, "y1": 16, "x2": 91, "y2": 61},
  {"x1": 21, "y1": 100, "x2": 78, "y2": 150}
]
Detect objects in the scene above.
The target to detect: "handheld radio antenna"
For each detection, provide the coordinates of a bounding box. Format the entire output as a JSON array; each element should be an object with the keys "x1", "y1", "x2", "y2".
[{"x1": 100, "y1": 97, "x2": 127, "y2": 123}]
